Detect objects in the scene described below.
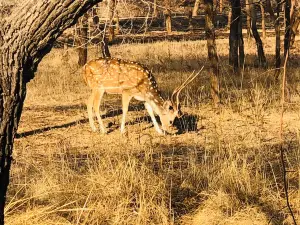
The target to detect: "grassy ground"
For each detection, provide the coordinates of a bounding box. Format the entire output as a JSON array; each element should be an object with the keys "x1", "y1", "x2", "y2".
[{"x1": 6, "y1": 37, "x2": 300, "y2": 224}]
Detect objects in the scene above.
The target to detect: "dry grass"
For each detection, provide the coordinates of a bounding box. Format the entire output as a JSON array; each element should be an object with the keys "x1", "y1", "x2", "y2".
[{"x1": 6, "y1": 37, "x2": 300, "y2": 224}]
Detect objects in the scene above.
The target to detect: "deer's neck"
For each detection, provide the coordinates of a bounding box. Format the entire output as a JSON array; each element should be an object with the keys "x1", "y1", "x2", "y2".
[{"x1": 146, "y1": 90, "x2": 165, "y2": 116}]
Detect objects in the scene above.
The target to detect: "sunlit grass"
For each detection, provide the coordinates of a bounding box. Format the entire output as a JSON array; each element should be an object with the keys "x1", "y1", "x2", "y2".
[{"x1": 7, "y1": 38, "x2": 300, "y2": 224}]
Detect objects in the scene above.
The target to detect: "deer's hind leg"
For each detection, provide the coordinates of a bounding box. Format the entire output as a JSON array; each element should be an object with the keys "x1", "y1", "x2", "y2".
[
  {"x1": 87, "y1": 89, "x2": 97, "y2": 132},
  {"x1": 93, "y1": 88, "x2": 107, "y2": 134},
  {"x1": 120, "y1": 91, "x2": 133, "y2": 134}
]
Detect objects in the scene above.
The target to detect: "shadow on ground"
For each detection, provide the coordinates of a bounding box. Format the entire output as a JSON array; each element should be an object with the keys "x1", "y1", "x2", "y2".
[{"x1": 16, "y1": 104, "x2": 199, "y2": 138}]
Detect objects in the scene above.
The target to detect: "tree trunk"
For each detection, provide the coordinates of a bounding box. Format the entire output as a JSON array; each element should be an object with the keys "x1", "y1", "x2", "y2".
[
  {"x1": 193, "y1": 0, "x2": 201, "y2": 17},
  {"x1": 92, "y1": 6, "x2": 99, "y2": 25},
  {"x1": 229, "y1": 0, "x2": 243, "y2": 71},
  {"x1": 275, "y1": 0, "x2": 281, "y2": 76},
  {"x1": 77, "y1": 12, "x2": 89, "y2": 66},
  {"x1": 284, "y1": 0, "x2": 291, "y2": 57},
  {"x1": 115, "y1": 10, "x2": 120, "y2": 35},
  {"x1": 164, "y1": 0, "x2": 172, "y2": 34},
  {"x1": 265, "y1": 0, "x2": 281, "y2": 76},
  {"x1": 249, "y1": 0, "x2": 267, "y2": 67},
  {"x1": 260, "y1": 2, "x2": 266, "y2": 39},
  {"x1": 245, "y1": 0, "x2": 252, "y2": 38},
  {"x1": 153, "y1": 0, "x2": 158, "y2": 17},
  {"x1": 238, "y1": 12, "x2": 245, "y2": 67},
  {"x1": 188, "y1": 8, "x2": 194, "y2": 31},
  {"x1": 290, "y1": 10, "x2": 300, "y2": 47},
  {"x1": 220, "y1": 0, "x2": 223, "y2": 13},
  {"x1": 204, "y1": 0, "x2": 220, "y2": 105},
  {"x1": 0, "y1": 1, "x2": 102, "y2": 224},
  {"x1": 101, "y1": 38, "x2": 111, "y2": 58},
  {"x1": 228, "y1": 8, "x2": 232, "y2": 28},
  {"x1": 108, "y1": 0, "x2": 116, "y2": 42}
]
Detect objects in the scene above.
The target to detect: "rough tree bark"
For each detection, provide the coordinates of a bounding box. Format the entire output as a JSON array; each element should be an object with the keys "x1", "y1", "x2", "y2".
[
  {"x1": 0, "y1": 1, "x2": 102, "y2": 224},
  {"x1": 204, "y1": 0, "x2": 220, "y2": 105},
  {"x1": 77, "y1": 12, "x2": 89, "y2": 66},
  {"x1": 249, "y1": 0, "x2": 267, "y2": 66},
  {"x1": 164, "y1": 0, "x2": 172, "y2": 34},
  {"x1": 229, "y1": 0, "x2": 244, "y2": 71},
  {"x1": 193, "y1": 0, "x2": 201, "y2": 16}
]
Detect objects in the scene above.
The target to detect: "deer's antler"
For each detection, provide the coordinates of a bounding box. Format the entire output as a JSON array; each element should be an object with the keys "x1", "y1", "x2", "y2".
[{"x1": 171, "y1": 66, "x2": 204, "y2": 110}]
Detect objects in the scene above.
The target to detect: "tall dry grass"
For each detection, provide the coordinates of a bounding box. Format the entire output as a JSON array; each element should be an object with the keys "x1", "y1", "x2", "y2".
[{"x1": 6, "y1": 37, "x2": 300, "y2": 224}]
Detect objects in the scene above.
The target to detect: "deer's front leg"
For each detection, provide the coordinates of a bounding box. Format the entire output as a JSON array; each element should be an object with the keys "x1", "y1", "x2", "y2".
[
  {"x1": 121, "y1": 92, "x2": 132, "y2": 134},
  {"x1": 144, "y1": 102, "x2": 164, "y2": 135},
  {"x1": 93, "y1": 89, "x2": 107, "y2": 134},
  {"x1": 87, "y1": 91, "x2": 97, "y2": 132}
]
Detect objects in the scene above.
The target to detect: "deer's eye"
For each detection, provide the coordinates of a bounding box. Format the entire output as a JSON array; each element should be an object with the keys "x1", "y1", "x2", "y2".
[{"x1": 168, "y1": 106, "x2": 173, "y2": 111}]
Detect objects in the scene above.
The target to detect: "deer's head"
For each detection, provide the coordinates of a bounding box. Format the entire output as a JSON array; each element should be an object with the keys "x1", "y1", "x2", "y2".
[{"x1": 159, "y1": 68, "x2": 203, "y2": 131}]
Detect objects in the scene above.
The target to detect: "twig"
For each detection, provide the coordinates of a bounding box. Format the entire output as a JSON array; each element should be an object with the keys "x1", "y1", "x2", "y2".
[{"x1": 279, "y1": 49, "x2": 298, "y2": 225}]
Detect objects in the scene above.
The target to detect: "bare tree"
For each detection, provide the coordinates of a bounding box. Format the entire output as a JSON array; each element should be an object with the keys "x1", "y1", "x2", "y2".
[
  {"x1": 77, "y1": 12, "x2": 89, "y2": 66},
  {"x1": 0, "y1": 1, "x2": 101, "y2": 224},
  {"x1": 108, "y1": 0, "x2": 116, "y2": 42},
  {"x1": 260, "y1": 2, "x2": 266, "y2": 39},
  {"x1": 229, "y1": 0, "x2": 244, "y2": 71},
  {"x1": 153, "y1": 0, "x2": 158, "y2": 17},
  {"x1": 249, "y1": 0, "x2": 267, "y2": 66},
  {"x1": 245, "y1": 0, "x2": 252, "y2": 38},
  {"x1": 220, "y1": 0, "x2": 223, "y2": 13},
  {"x1": 290, "y1": 8, "x2": 300, "y2": 46},
  {"x1": 284, "y1": 0, "x2": 291, "y2": 57},
  {"x1": 275, "y1": 0, "x2": 281, "y2": 76},
  {"x1": 204, "y1": 0, "x2": 220, "y2": 104},
  {"x1": 265, "y1": 0, "x2": 281, "y2": 76},
  {"x1": 228, "y1": 7, "x2": 232, "y2": 28},
  {"x1": 164, "y1": 0, "x2": 172, "y2": 34},
  {"x1": 193, "y1": 0, "x2": 201, "y2": 16}
]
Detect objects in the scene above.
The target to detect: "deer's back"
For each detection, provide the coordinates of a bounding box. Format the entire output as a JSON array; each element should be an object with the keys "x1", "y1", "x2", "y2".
[{"x1": 83, "y1": 58, "x2": 158, "y2": 94}]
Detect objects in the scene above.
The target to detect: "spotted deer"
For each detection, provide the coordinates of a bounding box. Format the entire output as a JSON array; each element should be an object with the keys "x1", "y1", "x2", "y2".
[{"x1": 82, "y1": 58, "x2": 201, "y2": 134}]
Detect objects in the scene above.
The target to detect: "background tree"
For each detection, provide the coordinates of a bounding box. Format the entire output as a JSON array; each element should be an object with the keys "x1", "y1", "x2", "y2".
[
  {"x1": 108, "y1": 0, "x2": 116, "y2": 42},
  {"x1": 165, "y1": 0, "x2": 172, "y2": 34},
  {"x1": 229, "y1": 0, "x2": 244, "y2": 71},
  {"x1": 193, "y1": 0, "x2": 201, "y2": 16},
  {"x1": 204, "y1": 0, "x2": 220, "y2": 104},
  {"x1": 284, "y1": 0, "x2": 291, "y2": 57},
  {"x1": 153, "y1": 0, "x2": 158, "y2": 17},
  {"x1": 0, "y1": 1, "x2": 101, "y2": 224},
  {"x1": 290, "y1": 8, "x2": 300, "y2": 46},
  {"x1": 260, "y1": 2, "x2": 266, "y2": 39},
  {"x1": 249, "y1": 0, "x2": 267, "y2": 66},
  {"x1": 77, "y1": 12, "x2": 89, "y2": 66},
  {"x1": 245, "y1": 0, "x2": 252, "y2": 38},
  {"x1": 265, "y1": 0, "x2": 281, "y2": 76}
]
